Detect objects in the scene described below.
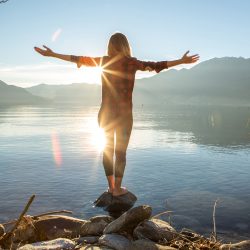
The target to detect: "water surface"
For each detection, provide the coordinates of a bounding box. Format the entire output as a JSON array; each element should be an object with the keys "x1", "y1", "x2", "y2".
[{"x1": 0, "y1": 104, "x2": 249, "y2": 240}]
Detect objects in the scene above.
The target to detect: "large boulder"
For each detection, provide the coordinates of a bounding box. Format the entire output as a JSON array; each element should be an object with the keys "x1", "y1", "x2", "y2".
[
  {"x1": 104, "y1": 205, "x2": 152, "y2": 234},
  {"x1": 94, "y1": 191, "x2": 137, "y2": 217},
  {"x1": 80, "y1": 215, "x2": 113, "y2": 236},
  {"x1": 94, "y1": 191, "x2": 113, "y2": 208},
  {"x1": 33, "y1": 215, "x2": 87, "y2": 241},
  {"x1": 220, "y1": 240, "x2": 250, "y2": 250},
  {"x1": 18, "y1": 238, "x2": 76, "y2": 250},
  {"x1": 99, "y1": 234, "x2": 131, "y2": 250},
  {"x1": 133, "y1": 218, "x2": 176, "y2": 242},
  {"x1": 131, "y1": 239, "x2": 177, "y2": 250}
]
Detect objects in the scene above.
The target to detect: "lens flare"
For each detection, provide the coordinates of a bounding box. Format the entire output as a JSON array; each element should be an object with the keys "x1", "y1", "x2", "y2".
[
  {"x1": 52, "y1": 28, "x2": 62, "y2": 42},
  {"x1": 92, "y1": 127, "x2": 106, "y2": 152},
  {"x1": 51, "y1": 132, "x2": 62, "y2": 166}
]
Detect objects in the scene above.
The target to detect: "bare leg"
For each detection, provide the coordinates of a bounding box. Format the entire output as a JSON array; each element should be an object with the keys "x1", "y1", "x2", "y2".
[
  {"x1": 107, "y1": 175, "x2": 115, "y2": 193},
  {"x1": 113, "y1": 116, "x2": 133, "y2": 196}
]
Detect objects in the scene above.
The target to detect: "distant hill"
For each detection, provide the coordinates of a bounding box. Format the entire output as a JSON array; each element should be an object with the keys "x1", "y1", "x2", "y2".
[
  {"x1": 134, "y1": 57, "x2": 250, "y2": 106},
  {"x1": 26, "y1": 83, "x2": 101, "y2": 105},
  {"x1": 0, "y1": 80, "x2": 49, "y2": 105}
]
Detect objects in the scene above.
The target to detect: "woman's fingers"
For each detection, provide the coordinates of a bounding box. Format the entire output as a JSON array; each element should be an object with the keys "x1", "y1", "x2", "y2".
[
  {"x1": 43, "y1": 45, "x2": 51, "y2": 51},
  {"x1": 184, "y1": 50, "x2": 190, "y2": 57}
]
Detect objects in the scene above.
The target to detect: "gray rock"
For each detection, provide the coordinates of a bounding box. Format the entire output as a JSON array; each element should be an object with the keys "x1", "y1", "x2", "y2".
[
  {"x1": 80, "y1": 215, "x2": 113, "y2": 236},
  {"x1": 220, "y1": 240, "x2": 250, "y2": 250},
  {"x1": 104, "y1": 205, "x2": 152, "y2": 234},
  {"x1": 99, "y1": 234, "x2": 131, "y2": 250},
  {"x1": 133, "y1": 218, "x2": 176, "y2": 242},
  {"x1": 94, "y1": 191, "x2": 137, "y2": 218},
  {"x1": 18, "y1": 238, "x2": 76, "y2": 250},
  {"x1": 0, "y1": 223, "x2": 5, "y2": 238},
  {"x1": 76, "y1": 235, "x2": 99, "y2": 244},
  {"x1": 79, "y1": 245, "x2": 113, "y2": 250},
  {"x1": 131, "y1": 239, "x2": 177, "y2": 250}
]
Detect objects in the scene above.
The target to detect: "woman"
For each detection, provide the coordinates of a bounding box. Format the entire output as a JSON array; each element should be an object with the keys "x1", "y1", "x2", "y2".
[{"x1": 34, "y1": 33, "x2": 199, "y2": 196}]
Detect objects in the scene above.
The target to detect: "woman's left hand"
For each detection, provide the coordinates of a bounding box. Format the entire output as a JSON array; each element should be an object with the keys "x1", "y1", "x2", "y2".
[{"x1": 181, "y1": 51, "x2": 199, "y2": 64}]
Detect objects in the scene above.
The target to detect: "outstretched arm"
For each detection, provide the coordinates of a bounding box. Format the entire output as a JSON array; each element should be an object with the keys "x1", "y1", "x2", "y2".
[
  {"x1": 34, "y1": 45, "x2": 72, "y2": 62},
  {"x1": 34, "y1": 45, "x2": 101, "y2": 67},
  {"x1": 167, "y1": 51, "x2": 199, "y2": 68}
]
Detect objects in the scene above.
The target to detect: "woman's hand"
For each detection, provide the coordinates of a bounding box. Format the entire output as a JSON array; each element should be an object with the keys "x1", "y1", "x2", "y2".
[
  {"x1": 34, "y1": 45, "x2": 54, "y2": 57},
  {"x1": 181, "y1": 51, "x2": 199, "y2": 64}
]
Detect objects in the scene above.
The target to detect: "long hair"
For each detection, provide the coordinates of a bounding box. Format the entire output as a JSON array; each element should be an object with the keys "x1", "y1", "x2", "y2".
[{"x1": 107, "y1": 33, "x2": 132, "y2": 57}]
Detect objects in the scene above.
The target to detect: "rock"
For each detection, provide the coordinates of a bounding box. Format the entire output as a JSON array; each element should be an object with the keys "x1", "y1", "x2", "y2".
[
  {"x1": 105, "y1": 192, "x2": 137, "y2": 216},
  {"x1": 80, "y1": 215, "x2": 113, "y2": 236},
  {"x1": 133, "y1": 218, "x2": 176, "y2": 242},
  {"x1": 220, "y1": 240, "x2": 250, "y2": 250},
  {"x1": 94, "y1": 191, "x2": 137, "y2": 218},
  {"x1": 18, "y1": 238, "x2": 76, "y2": 250},
  {"x1": 79, "y1": 245, "x2": 112, "y2": 250},
  {"x1": 104, "y1": 205, "x2": 152, "y2": 234},
  {"x1": 0, "y1": 223, "x2": 5, "y2": 238},
  {"x1": 33, "y1": 215, "x2": 87, "y2": 241},
  {"x1": 99, "y1": 234, "x2": 131, "y2": 250},
  {"x1": 131, "y1": 239, "x2": 177, "y2": 250},
  {"x1": 94, "y1": 191, "x2": 113, "y2": 207},
  {"x1": 76, "y1": 235, "x2": 99, "y2": 244}
]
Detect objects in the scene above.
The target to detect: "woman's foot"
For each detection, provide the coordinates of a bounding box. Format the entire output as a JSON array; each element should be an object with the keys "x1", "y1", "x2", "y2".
[
  {"x1": 112, "y1": 187, "x2": 128, "y2": 196},
  {"x1": 107, "y1": 187, "x2": 114, "y2": 194}
]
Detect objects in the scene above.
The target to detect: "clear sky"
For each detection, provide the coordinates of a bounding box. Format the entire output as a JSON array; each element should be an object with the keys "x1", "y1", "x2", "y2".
[{"x1": 0, "y1": 0, "x2": 249, "y2": 87}]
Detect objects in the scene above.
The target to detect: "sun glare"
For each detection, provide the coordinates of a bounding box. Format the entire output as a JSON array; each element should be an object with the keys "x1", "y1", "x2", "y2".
[{"x1": 92, "y1": 126, "x2": 106, "y2": 152}]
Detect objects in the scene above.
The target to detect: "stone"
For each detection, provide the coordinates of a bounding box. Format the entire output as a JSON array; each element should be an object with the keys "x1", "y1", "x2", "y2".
[
  {"x1": 94, "y1": 191, "x2": 137, "y2": 218},
  {"x1": 133, "y1": 218, "x2": 176, "y2": 242},
  {"x1": 131, "y1": 239, "x2": 177, "y2": 250},
  {"x1": 220, "y1": 240, "x2": 250, "y2": 250},
  {"x1": 104, "y1": 205, "x2": 152, "y2": 234},
  {"x1": 94, "y1": 191, "x2": 113, "y2": 208},
  {"x1": 80, "y1": 215, "x2": 113, "y2": 236},
  {"x1": 33, "y1": 215, "x2": 87, "y2": 241},
  {"x1": 0, "y1": 223, "x2": 5, "y2": 238},
  {"x1": 76, "y1": 235, "x2": 99, "y2": 244},
  {"x1": 105, "y1": 192, "x2": 137, "y2": 216},
  {"x1": 18, "y1": 238, "x2": 76, "y2": 250},
  {"x1": 79, "y1": 245, "x2": 112, "y2": 250},
  {"x1": 99, "y1": 234, "x2": 131, "y2": 250}
]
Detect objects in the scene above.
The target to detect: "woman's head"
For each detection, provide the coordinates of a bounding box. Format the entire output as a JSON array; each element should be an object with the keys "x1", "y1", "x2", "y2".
[{"x1": 107, "y1": 33, "x2": 132, "y2": 57}]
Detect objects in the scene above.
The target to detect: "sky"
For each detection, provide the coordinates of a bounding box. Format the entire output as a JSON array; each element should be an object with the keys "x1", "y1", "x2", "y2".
[{"x1": 0, "y1": 0, "x2": 250, "y2": 87}]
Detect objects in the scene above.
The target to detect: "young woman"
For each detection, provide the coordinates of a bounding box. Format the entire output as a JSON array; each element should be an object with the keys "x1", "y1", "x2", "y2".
[{"x1": 34, "y1": 32, "x2": 199, "y2": 196}]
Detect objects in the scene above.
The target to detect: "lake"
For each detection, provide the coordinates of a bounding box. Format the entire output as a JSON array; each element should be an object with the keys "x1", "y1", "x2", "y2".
[{"x1": 0, "y1": 104, "x2": 250, "y2": 240}]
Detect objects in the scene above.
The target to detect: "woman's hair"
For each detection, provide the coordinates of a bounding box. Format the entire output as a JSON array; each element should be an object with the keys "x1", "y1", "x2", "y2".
[{"x1": 107, "y1": 33, "x2": 132, "y2": 57}]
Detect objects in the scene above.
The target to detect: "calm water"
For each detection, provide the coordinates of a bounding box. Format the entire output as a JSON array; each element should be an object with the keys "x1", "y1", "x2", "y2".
[{"x1": 0, "y1": 104, "x2": 250, "y2": 240}]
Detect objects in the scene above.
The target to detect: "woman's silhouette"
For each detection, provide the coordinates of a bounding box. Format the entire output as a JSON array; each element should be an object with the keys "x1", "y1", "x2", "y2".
[{"x1": 34, "y1": 33, "x2": 199, "y2": 196}]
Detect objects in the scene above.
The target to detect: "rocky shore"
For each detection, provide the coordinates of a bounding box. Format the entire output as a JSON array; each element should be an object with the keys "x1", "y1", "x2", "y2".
[{"x1": 0, "y1": 193, "x2": 249, "y2": 250}]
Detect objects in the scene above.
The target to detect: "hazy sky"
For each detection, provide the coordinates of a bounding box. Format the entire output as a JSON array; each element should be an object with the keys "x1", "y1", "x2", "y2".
[{"x1": 0, "y1": 0, "x2": 249, "y2": 87}]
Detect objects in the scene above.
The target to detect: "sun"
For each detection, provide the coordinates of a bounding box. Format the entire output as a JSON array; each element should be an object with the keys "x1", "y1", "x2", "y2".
[{"x1": 92, "y1": 126, "x2": 106, "y2": 152}]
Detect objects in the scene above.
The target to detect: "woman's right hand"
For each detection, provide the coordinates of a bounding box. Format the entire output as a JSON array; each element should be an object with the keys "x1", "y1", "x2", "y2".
[{"x1": 34, "y1": 45, "x2": 54, "y2": 57}]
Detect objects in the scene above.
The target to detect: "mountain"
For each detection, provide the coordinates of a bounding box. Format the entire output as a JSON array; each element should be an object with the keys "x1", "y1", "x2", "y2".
[
  {"x1": 26, "y1": 83, "x2": 101, "y2": 105},
  {"x1": 134, "y1": 57, "x2": 250, "y2": 106},
  {"x1": 0, "y1": 80, "x2": 49, "y2": 105}
]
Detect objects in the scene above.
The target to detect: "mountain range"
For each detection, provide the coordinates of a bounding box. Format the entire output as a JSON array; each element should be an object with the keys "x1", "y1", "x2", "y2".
[
  {"x1": 0, "y1": 80, "x2": 48, "y2": 105},
  {"x1": 1, "y1": 57, "x2": 250, "y2": 106}
]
